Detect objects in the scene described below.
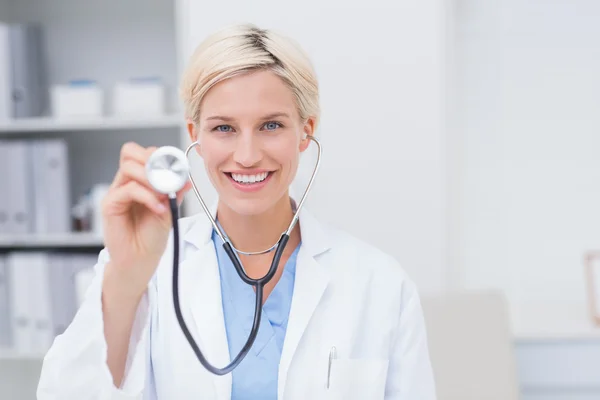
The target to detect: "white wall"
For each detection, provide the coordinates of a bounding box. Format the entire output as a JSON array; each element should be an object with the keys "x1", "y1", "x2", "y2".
[
  {"x1": 179, "y1": 0, "x2": 449, "y2": 293},
  {"x1": 454, "y1": 0, "x2": 600, "y2": 321}
]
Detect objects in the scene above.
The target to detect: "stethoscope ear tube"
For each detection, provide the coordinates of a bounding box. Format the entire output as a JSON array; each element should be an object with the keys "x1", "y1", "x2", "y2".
[{"x1": 170, "y1": 193, "x2": 290, "y2": 375}]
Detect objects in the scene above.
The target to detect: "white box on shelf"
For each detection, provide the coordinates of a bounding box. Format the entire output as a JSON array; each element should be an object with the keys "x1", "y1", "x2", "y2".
[
  {"x1": 50, "y1": 81, "x2": 103, "y2": 118},
  {"x1": 112, "y1": 78, "x2": 166, "y2": 116}
]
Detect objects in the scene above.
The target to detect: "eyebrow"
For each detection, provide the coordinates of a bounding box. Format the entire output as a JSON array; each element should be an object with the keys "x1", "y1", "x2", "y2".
[{"x1": 205, "y1": 112, "x2": 291, "y2": 122}]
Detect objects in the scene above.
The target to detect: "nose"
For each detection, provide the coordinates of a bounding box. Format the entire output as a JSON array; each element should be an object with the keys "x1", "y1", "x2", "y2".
[{"x1": 232, "y1": 131, "x2": 262, "y2": 167}]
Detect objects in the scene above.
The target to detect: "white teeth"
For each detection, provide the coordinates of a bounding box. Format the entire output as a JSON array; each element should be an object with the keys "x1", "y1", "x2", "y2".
[{"x1": 231, "y1": 172, "x2": 269, "y2": 184}]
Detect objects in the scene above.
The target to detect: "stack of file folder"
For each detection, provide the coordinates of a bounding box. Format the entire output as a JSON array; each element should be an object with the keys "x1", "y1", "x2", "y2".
[
  {"x1": 0, "y1": 138, "x2": 72, "y2": 235},
  {"x1": 0, "y1": 251, "x2": 97, "y2": 355}
]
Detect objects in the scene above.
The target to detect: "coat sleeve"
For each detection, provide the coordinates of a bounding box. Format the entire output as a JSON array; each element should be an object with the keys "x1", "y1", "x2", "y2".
[
  {"x1": 36, "y1": 248, "x2": 156, "y2": 400},
  {"x1": 385, "y1": 277, "x2": 438, "y2": 399}
]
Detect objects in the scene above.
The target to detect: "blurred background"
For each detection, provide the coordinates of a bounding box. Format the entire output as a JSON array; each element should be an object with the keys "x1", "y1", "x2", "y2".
[{"x1": 0, "y1": 0, "x2": 599, "y2": 399}]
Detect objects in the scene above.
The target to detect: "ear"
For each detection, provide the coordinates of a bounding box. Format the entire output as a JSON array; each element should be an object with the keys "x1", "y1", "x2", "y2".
[
  {"x1": 187, "y1": 119, "x2": 203, "y2": 156},
  {"x1": 299, "y1": 117, "x2": 316, "y2": 153}
]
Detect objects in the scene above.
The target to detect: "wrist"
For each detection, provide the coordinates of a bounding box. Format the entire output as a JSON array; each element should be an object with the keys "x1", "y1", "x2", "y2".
[{"x1": 102, "y1": 262, "x2": 147, "y2": 309}]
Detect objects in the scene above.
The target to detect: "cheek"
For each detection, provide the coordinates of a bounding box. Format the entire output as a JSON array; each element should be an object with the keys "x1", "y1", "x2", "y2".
[
  {"x1": 270, "y1": 144, "x2": 300, "y2": 178},
  {"x1": 266, "y1": 138, "x2": 299, "y2": 167},
  {"x1": 199, "y1": 137, "x2": 229, "y2": 170}
]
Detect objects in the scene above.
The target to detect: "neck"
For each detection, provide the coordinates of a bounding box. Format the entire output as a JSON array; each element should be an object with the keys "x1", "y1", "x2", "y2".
[{"x1": 216, "y1": 194, "x2": 298, "y2": 253}]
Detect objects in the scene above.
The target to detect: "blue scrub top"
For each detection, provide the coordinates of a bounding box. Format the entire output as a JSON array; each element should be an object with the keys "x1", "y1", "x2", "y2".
[{"x1": 212, "y1": 228, "x2": 300, "y2": 399}]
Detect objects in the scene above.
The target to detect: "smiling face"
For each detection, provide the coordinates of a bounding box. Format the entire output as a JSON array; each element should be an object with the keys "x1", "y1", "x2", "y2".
[{"x1": 188, "y1": 69, "x2": 314, "y2": 216}]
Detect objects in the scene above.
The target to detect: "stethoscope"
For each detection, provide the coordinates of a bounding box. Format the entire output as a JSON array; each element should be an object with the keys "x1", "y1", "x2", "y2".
[{"x1": 144, "y1": 135, "x2": 322, "y2": 375}]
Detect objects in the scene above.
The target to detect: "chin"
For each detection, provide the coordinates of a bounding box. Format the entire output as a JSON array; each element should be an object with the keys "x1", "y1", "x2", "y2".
[{"x1": 220, "y1": 196, "x2": 280, "y2": 217}]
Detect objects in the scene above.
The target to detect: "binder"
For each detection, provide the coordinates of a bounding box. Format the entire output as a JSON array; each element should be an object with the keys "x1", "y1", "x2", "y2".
[
  {"x1": 48, "y1": 253, "x2": 93, "y2": 336},
  {"x1": 0, "y1": 23, "x2": 10, "y2": 120},
  {"x1": 8, "y1": 23, "x2": 45, "y2": 118},
  {"x1": 29, "y1": 252, "x2": 53, "y2": 353},
  {"x1": 0, "y1": 254, "x2": 11, "y2": 349},
  {"x1": 6, "y1": 140, "x2": 35, "y2": 234},
  {"x1": 39, "y1": 139, "x2": 71, "y2": 233},
  {"x1": 29, "y1": 140, "x2": 49, "y2": 234},
  {"x1": 48, "y1": 253, "x2": 72, "y2": 336},
  {"x1": 0, "y1": 140, "x2": 10, "y2": 232},
  {"x1": 6, "y1": 252, "x2": 35, "y2": 354},
  {"x1": 29, "y1": 139, "x2": 71, "y2": 234}
]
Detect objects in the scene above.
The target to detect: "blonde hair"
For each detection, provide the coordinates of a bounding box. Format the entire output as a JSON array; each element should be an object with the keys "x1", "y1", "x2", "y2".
[{"x1": 180, "y1": 24, "x2": 320, "y2": 129}]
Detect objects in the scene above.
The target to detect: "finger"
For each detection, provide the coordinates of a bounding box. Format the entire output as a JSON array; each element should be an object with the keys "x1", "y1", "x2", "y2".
[
  {"x1": 122, "y1": 145, "x2": 159, "y2": 164},
  {"x1": 119, "y1": 142, "x2": 158, "y2": 164},
  {"x1": 119, "y1": 142, "x2": 147, "y2": 164},
  {"x1": 109, "y1": 168, "x2": 126, "y2": 190},
  {"x1": 106, "y1": 181, "x2": 167, "y2": 215},
  {"x1": 111, "y1": 146, "x2": 159, "y2": 190},
  {"x1": 112, "y1": 159, "x2": 162, "y2": 193}
]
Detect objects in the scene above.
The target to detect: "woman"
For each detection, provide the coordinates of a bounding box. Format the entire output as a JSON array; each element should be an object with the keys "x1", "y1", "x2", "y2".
[{"x1": 37, "y1": 24, "x2": 437, "y2": 399}]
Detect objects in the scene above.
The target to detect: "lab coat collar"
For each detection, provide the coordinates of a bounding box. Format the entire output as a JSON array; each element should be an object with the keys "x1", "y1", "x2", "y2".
[{"x1": 181, "y1": 196, "x2": 332, "y2": 257}]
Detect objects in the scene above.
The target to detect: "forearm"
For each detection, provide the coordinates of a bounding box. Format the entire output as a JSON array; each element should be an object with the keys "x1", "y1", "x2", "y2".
[{"x1": 102, "y1": 263, "x2": 146, "y2": 388}]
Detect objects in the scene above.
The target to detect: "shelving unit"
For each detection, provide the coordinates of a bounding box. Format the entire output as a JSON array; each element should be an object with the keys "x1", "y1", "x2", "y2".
[
  {"x1": 0, "y1": 0, "x2": 185, "y2": 397},
  {"x1": 0, "y1": 0, "x2": 186, "y2": 233}
]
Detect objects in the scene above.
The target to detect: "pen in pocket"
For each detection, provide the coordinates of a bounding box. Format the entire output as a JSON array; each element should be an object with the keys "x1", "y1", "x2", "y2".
[{"x1": 327, "y1": 346, "x2": 337, "y2": 389}]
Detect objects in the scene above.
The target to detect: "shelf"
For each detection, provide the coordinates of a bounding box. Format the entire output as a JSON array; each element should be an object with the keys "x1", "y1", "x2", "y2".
[
  {"x1": 0, "y1": 114, "x2": 184, "y2": 134},
  {"x1": 0, "y1": 232, "x2": 104, "y2": 248}
]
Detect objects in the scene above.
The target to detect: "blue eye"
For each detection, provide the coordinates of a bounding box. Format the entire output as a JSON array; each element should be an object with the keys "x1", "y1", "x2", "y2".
[
  {"x1": 263, "y1": 121, "x2": 282, "y2": 131},
  {"x1": 214, "y1": 125, "x2": 233, "y2": 133}
]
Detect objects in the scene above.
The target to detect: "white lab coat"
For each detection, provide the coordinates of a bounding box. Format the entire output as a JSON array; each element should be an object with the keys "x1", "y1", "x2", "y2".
[{"x1": 37, "y1": 204, "x2": 437, "y2": 400}]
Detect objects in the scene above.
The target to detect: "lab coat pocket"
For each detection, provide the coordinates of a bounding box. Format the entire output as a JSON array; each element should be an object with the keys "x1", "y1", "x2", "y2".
[{"x1": 327, "y1": 358, "x2": 389, "y2": 400}]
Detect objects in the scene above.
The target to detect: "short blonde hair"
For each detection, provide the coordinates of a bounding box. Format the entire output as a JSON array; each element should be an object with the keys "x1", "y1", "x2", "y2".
[{"x1": 180, "y1": 24, "x2": 320, "y2": 129}]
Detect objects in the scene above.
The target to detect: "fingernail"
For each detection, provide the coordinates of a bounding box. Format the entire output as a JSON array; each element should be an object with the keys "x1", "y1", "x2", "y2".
[{"x1": 156, "y1": 203, "x2": 167, "y2": 213}]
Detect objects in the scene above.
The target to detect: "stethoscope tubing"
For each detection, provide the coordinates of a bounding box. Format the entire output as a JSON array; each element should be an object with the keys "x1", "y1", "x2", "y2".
[
  {"x1": 170, "y1": 194, "x2": 290, "y2": 375},
  {"x1": 171, "y1": 135, "x2": 321, "y2": 375}
]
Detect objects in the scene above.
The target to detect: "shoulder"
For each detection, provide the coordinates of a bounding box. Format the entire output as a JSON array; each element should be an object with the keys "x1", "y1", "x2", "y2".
[
  {"x1": 317, "y1": 220, "x2": 418, "y2": 295},
  {"x1": 316, "y1": 220, "x2": 423, "y2": 330}
]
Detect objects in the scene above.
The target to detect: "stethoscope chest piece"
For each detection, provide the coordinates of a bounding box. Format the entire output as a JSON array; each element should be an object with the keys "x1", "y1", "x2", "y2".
[{"x1": 146, "y1": 145, "x2": 190, "y2": 195}]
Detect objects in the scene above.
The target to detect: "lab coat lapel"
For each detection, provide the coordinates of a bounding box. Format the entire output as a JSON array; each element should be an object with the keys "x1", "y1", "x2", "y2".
[
  {"x1": 180, "y1": 203, "x2": 231, "y2": 400},
  {"x1": 278, "y1": 208, "x2": 331, "y2": 399}
]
